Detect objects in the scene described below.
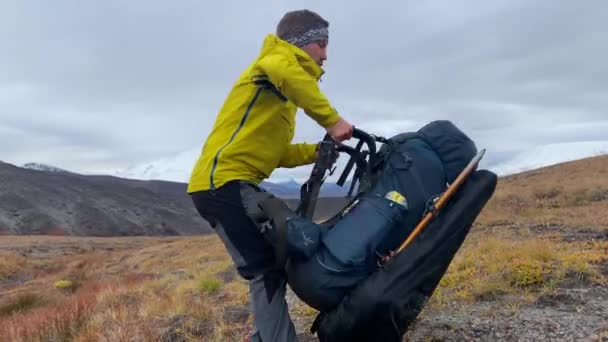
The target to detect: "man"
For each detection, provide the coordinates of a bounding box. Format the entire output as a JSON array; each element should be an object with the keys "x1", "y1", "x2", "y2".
[{"x1": 188, "y1": 9, "x2": 353, "y2": 342}]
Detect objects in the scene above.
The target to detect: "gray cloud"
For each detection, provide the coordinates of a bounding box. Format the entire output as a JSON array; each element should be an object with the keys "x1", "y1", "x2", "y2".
[{"x1": 1, "y1": 0, "x2": 606, "y2": 178}]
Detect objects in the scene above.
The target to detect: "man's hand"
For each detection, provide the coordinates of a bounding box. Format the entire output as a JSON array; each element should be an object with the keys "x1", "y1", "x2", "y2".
[{"x1": 326, "y1": 117, "x2": 354, "y2": 142}]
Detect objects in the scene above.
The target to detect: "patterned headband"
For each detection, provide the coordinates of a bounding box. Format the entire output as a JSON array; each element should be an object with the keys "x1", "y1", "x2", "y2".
[{"x1": 285, "y1": 27, "x2": 329, "y2": 47}]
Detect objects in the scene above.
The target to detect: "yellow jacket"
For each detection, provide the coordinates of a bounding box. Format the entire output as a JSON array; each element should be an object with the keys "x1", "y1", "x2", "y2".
[{"x1": 187, "y1": 34, "x2": 341, "y2": 192}]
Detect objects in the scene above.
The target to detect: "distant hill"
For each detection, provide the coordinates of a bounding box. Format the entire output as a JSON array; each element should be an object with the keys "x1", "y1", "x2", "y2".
[
  {"x1": 478, "y1": 154, "x2": 608, "y2": 230},
  {"x1": 0, "y1": 162, "x2": 212, "y2": 236},
  {"x1": 0, "y1": 162, "x2": 350, "y2": 236},
  {"x1": 4, "y1": 153, "x2": 605, "y2": 236}
]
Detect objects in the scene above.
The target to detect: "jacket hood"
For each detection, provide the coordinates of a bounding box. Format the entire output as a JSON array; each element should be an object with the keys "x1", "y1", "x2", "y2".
[{"x1": 258, "y1": 34, "x2": 324, "y2": 80}]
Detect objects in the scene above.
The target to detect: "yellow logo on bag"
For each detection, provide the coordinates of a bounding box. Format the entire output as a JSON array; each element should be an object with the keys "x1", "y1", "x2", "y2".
[{"x1": 385, "y1": 190, "x2": 408, "y2": 208}]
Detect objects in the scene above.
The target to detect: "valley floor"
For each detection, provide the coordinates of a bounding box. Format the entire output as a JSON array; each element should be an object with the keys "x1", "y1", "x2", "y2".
[{"x1": 0, "y1": 223, "x2": 606, "y2": 341}]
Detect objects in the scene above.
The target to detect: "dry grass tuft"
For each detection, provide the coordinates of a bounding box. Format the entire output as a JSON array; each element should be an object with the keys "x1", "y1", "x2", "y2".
[
  {"x1": 478, "y1": 156, "x2": 608, "y2": 230},
  {"x1": 0, "y1": 252, "x2": 28, "y2": 281},
  {"x1": 430, "y1": 232, "x2": 607, "y2": 307}
]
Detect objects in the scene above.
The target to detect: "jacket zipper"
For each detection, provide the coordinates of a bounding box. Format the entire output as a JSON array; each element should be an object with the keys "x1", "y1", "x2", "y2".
[{"x1": 210, "y1": 87, "x2": 264, "y2": 190}]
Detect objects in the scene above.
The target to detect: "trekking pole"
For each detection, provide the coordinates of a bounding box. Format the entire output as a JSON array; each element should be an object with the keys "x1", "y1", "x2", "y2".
[{"x1": 379, "y1": 149, "x2": 486, "y2": 265}]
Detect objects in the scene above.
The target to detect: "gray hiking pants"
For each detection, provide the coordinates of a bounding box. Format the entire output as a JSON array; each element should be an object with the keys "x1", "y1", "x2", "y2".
[
  {"x1": 190, "y1": 181, "x2": 298, "y2": 341},
  {"x1": 215, "y1": 223, "x2": 298, "y2": 341}
]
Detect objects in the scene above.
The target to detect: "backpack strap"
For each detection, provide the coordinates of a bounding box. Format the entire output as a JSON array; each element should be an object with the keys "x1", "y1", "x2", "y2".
[
  {"x1": 252, "y1": 78, "x2": 288, "y2": 102},
  {"x1": 258, "y1": 197, "x2": 292, "y2": 271}
]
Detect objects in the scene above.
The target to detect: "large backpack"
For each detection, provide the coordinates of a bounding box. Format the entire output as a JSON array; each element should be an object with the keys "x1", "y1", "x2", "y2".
[
  {"x1": 319, "y1": 120, "x2": 478, "y2": 272},
  {"x1": 312, "y1": 170, "x2": 497, "y2": 341},
  {"x1": 261, "y1": 121, "x2": 496, "y2": 339},
  {"x1": 281, "y1": 121, "x2": 478, "y2": 269}
]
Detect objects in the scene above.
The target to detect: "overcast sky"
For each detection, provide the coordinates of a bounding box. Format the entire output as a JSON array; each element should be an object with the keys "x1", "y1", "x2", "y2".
[{"x1": 1, "y1": 1, "x2": 606, "y2": 180}]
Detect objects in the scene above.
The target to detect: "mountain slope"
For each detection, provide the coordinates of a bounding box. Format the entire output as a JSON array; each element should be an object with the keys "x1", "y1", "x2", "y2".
[
  {"x1": 0, "y1": 162, "x2": 212, "y2": 236},
  {"x1": 478, "y1": 154, "x2": 608, "y2": 230}
]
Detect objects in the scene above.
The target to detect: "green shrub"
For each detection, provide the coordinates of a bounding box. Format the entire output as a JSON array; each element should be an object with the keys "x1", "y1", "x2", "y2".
[{"x1": 197, "y1": 277, "x2": 221, "y2": 295}]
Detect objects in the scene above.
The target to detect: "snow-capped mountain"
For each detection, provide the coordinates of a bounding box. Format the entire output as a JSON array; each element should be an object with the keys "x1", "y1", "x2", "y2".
[
  {"x1": 21, "y1": 163, "x2": 70, "y2": 173},
  {"x1": 115, "y1": 140, "x2": 608, "y2": 194},
  {"x1": 488, "y1": 140, "x2": 608, "y2": 176},
  {"x1": 114, "y1": 148, "x2": 308, "y2": 196},
  {"x1": 116, "y1": 147, "x2": 201, "y2": 182},
  {"x1": 259, "y1": 180, "x2": 302, "y2": 198}
]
